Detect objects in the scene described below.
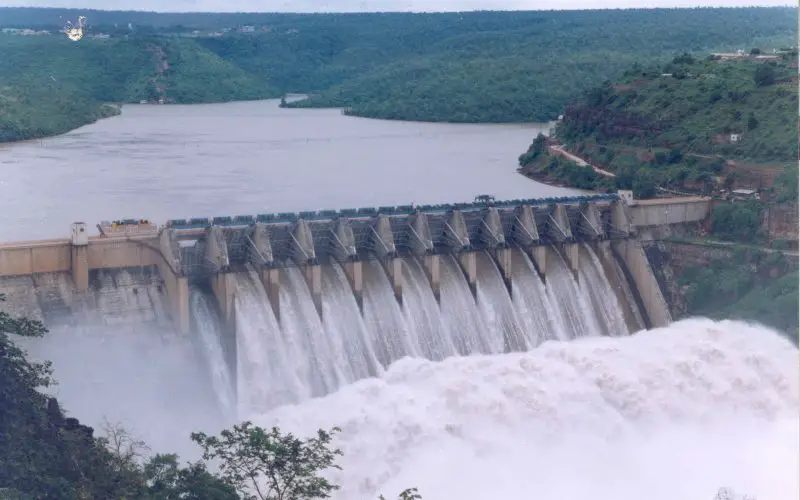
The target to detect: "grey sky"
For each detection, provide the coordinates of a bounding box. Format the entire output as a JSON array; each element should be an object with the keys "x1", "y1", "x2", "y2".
[{"x1": 0, "y1": 0, "x2": 792, "y2": 12}]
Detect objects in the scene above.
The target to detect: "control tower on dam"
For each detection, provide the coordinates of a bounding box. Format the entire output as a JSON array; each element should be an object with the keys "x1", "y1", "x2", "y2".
[{"x1": 0, "y1": 194, "x2": 711, "y2": 340}]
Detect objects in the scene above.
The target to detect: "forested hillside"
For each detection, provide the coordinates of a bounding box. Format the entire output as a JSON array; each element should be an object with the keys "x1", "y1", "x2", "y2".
[
  {"x1": 0, "y1": 7, "x2": 796, "y2": 141},
  {"x1": 520, "y1": 52, "x2": 798, "y2": 197},
  {"x1": 0, "y1": 34, "x2": 272, "y2": 141},
  {"x1": 282, "y1": 8, "x2": 797, "y2": 122}
]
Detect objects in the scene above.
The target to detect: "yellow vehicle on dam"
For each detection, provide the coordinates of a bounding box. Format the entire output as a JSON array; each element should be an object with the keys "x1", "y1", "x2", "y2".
[{"x1": 97, "y1": 219, "x2": 158, "y2": 236}]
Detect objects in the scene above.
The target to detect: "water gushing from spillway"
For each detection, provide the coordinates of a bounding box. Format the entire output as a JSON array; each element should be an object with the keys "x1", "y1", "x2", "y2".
[
  {"x1": 362, "y1": 259, "x2": 418, "y2": 366},
  {"x1": 510, "y1": 248, "x2": 568, "y2": 344},
  {"x1": 399, "y1": 257, "x2": 450, "y2": 361},
  {"x1": 578, "y1": 243, "x2": 630, "y2": 336},
  {"x1": 189, "y1": 287, "x2": 235, "y2": 418},
  {"x1": 320, "y1": 261, "x2": 382, "y2": 383},
  {"x1": 211, "y1": 245, "x2": 648, "y2": 416},
  {"x1": 439, "y1": 254, "x2": 491, "y2": 355},
  {"x1": 234, "y1": 266, "x2": 302, "y2": 413},
  {"x1": 278, "y1": 265, "x2": 344, "y2": 398},
  {"x1": 474, "y1": 251, "x2": 527, "y2": 352},
  {"x1": 544, "y1": 247, "x2": 605, "y2": 338}
]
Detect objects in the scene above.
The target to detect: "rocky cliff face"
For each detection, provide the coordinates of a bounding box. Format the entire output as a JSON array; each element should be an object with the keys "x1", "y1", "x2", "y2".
[{"x1": 643, "y1": 240, "x2": 798, "y2": 319}]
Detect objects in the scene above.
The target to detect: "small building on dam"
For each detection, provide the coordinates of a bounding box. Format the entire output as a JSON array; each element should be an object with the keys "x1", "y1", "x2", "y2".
[{"x1": 0, "y1": 194, "x2": 711, "y2": 377}]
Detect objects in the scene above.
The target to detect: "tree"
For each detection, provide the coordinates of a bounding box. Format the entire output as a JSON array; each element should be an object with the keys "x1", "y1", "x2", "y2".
[
  {"x1": 666, "y1": 147, "x2": 683, "y2": 164},
  {"x1": 749, "y1": 48, "x2": 761, "y2": 55},
  {"x1": 711, "y1": 201, "x2": 764, "y2": 242},
  {"x1": 380, "y1": 488, "x2": 423, "y2": 500},
  {"x1": 747, "y1": 113, "x2": 758, "y2": 130},
  {"x1": 144, "y1": 453, "x2": 239, "y2": 500},
  {"x1": 672, "y1": 52, "x2": 695, "y2": 64},
  {"x1": 753, "y1": 64, "x2": 776, "y2": 87},
  {"x1": 775, "y1": 164, "x2": 799, "y2": 203},
  {"x1": 723, "y1": 172, "x2": 736, "y2": 190},
  {"x1": 614, "y1": 164, "x2": 638, "y2": 190},
  {"x1": 632, "y1": 171, "x2": 658, "y2": 199},
  {"x1": 191, "y1": 422, "x2": 343, "y2": 500},
  {"x1": 518, "y1": 133, "x2": 548, "y2": 166}
]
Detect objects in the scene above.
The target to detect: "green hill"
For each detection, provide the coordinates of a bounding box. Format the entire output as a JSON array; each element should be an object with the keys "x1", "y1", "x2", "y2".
[
  {"x1": 520, "y1": 51, "x2": 798, "y2": 197},
  {"x1": 0, "y1": 35, "x2": 273, "y2": 141},
  {"x1": 280, "y1": 8, "x2": 797, "y2": 122},
  {"x1": 0, "y1": 7, "x2": 796, "y2": 142}
]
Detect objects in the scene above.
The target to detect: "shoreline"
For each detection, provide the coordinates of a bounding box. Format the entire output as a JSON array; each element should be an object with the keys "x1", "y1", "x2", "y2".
[
  {"x1": 283, "y1": 97, "x2": 558, "y2": 127},
  {"x1": 2, "y1": 98, "x2": 553, "y2": 147},
  {"x1": 0, "y1": 103, "x2": 122, "y2": 147},
  {"x1": 516, "y1": 169, "x2": 599, "y2": 196}
]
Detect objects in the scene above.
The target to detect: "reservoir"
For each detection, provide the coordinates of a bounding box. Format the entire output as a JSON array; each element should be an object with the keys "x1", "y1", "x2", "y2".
[{"x1": 0, "y1": 99, "x2": 575, "y2": 241}]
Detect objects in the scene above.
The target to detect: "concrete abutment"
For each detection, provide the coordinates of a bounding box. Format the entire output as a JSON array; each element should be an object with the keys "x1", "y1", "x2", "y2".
[{"x1": 611, "y1": 239, "x2": 672, "y2": 328}]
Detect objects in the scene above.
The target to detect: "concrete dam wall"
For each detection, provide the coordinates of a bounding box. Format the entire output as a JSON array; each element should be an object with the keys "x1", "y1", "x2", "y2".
[{"x1": 0, "y1": 194, "x2": 711, "y2": 415}]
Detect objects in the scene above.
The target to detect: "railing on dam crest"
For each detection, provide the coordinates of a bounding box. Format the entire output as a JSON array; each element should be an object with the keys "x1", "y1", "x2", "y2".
[{"x1": 164, "y1": 194, "x2": 620, "y2": 230}]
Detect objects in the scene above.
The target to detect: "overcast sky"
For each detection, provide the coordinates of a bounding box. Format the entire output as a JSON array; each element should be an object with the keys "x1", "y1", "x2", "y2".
[{"x1": 0, "y1": 0, "x2": 793, "y2": 12}]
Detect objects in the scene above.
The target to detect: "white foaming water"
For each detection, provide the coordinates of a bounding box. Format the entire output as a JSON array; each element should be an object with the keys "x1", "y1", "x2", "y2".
[
  {"x1": 510, "y1": 248, "x2": 567, "y2": 343},
  {"x1": 400, "y1": 257, "x2": 450, "y2": 361},
  {"x1": 474, "y1": 251, "x2": 527, "y2": 352},
  {"x1": 362, "y1": 259, "x2": 418, "y2": 366},
  {"x1": 235, "y1": 267, "x2": 303, "y2": 412},
  {"x1": 578, "y1": 243, "x2": 629, "y2": 336},
  {"x1": 546, "y1": 247, "x2": 605, "y2": 338},
  {"x1": 320, "y1": 262, "x2": 382, "y2": 383},
  {"x1": 439, "y1": 254, "x2": 491, "y2": 355},
  {"x1": 189, "y1": 287, "x2": 235, "y2": 417},
  {"x1": 252, "y1": 319, "x2": 799, "y2": 500},
  {"x1": 279, "y1": 265, "x2": 344, "y2": 398}
]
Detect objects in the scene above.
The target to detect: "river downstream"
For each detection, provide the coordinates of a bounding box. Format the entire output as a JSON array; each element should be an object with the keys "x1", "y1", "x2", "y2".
[{"x1": 0, "y1": 99, "x2": 576, "y2": 241}]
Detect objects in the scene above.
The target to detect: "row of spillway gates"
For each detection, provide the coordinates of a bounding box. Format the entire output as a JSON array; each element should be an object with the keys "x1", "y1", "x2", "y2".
[{"x1": 0, "y1": 194, "x2": 713, "y2": 336}]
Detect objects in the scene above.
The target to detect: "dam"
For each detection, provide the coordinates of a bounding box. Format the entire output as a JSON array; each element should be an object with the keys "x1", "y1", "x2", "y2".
[{"x1": 0, "y1": 193, "x2": 711, "y2": 415}]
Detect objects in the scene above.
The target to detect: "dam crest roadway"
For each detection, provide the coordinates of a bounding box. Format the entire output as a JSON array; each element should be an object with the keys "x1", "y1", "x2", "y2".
[{"x1": 0, "y1": 193, "x2": 709, "y2": 338}]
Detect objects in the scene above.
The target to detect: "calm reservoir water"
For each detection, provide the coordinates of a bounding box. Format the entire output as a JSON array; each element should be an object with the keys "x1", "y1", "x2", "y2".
[{"x1": 0, "y1": 99, "x2": 576, "y2": 241}]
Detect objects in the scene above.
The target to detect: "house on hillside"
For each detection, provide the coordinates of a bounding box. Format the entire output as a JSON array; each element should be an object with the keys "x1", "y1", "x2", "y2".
[
  {"x1": 713, "y1": 133, "x2": 743, "y2": 144},
  {"x1": 730, "y1": 188, "x2": 759, "y2": 201},
  {"x1": 711, "y1": 49, "x2": 746, "y2": 60}
]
